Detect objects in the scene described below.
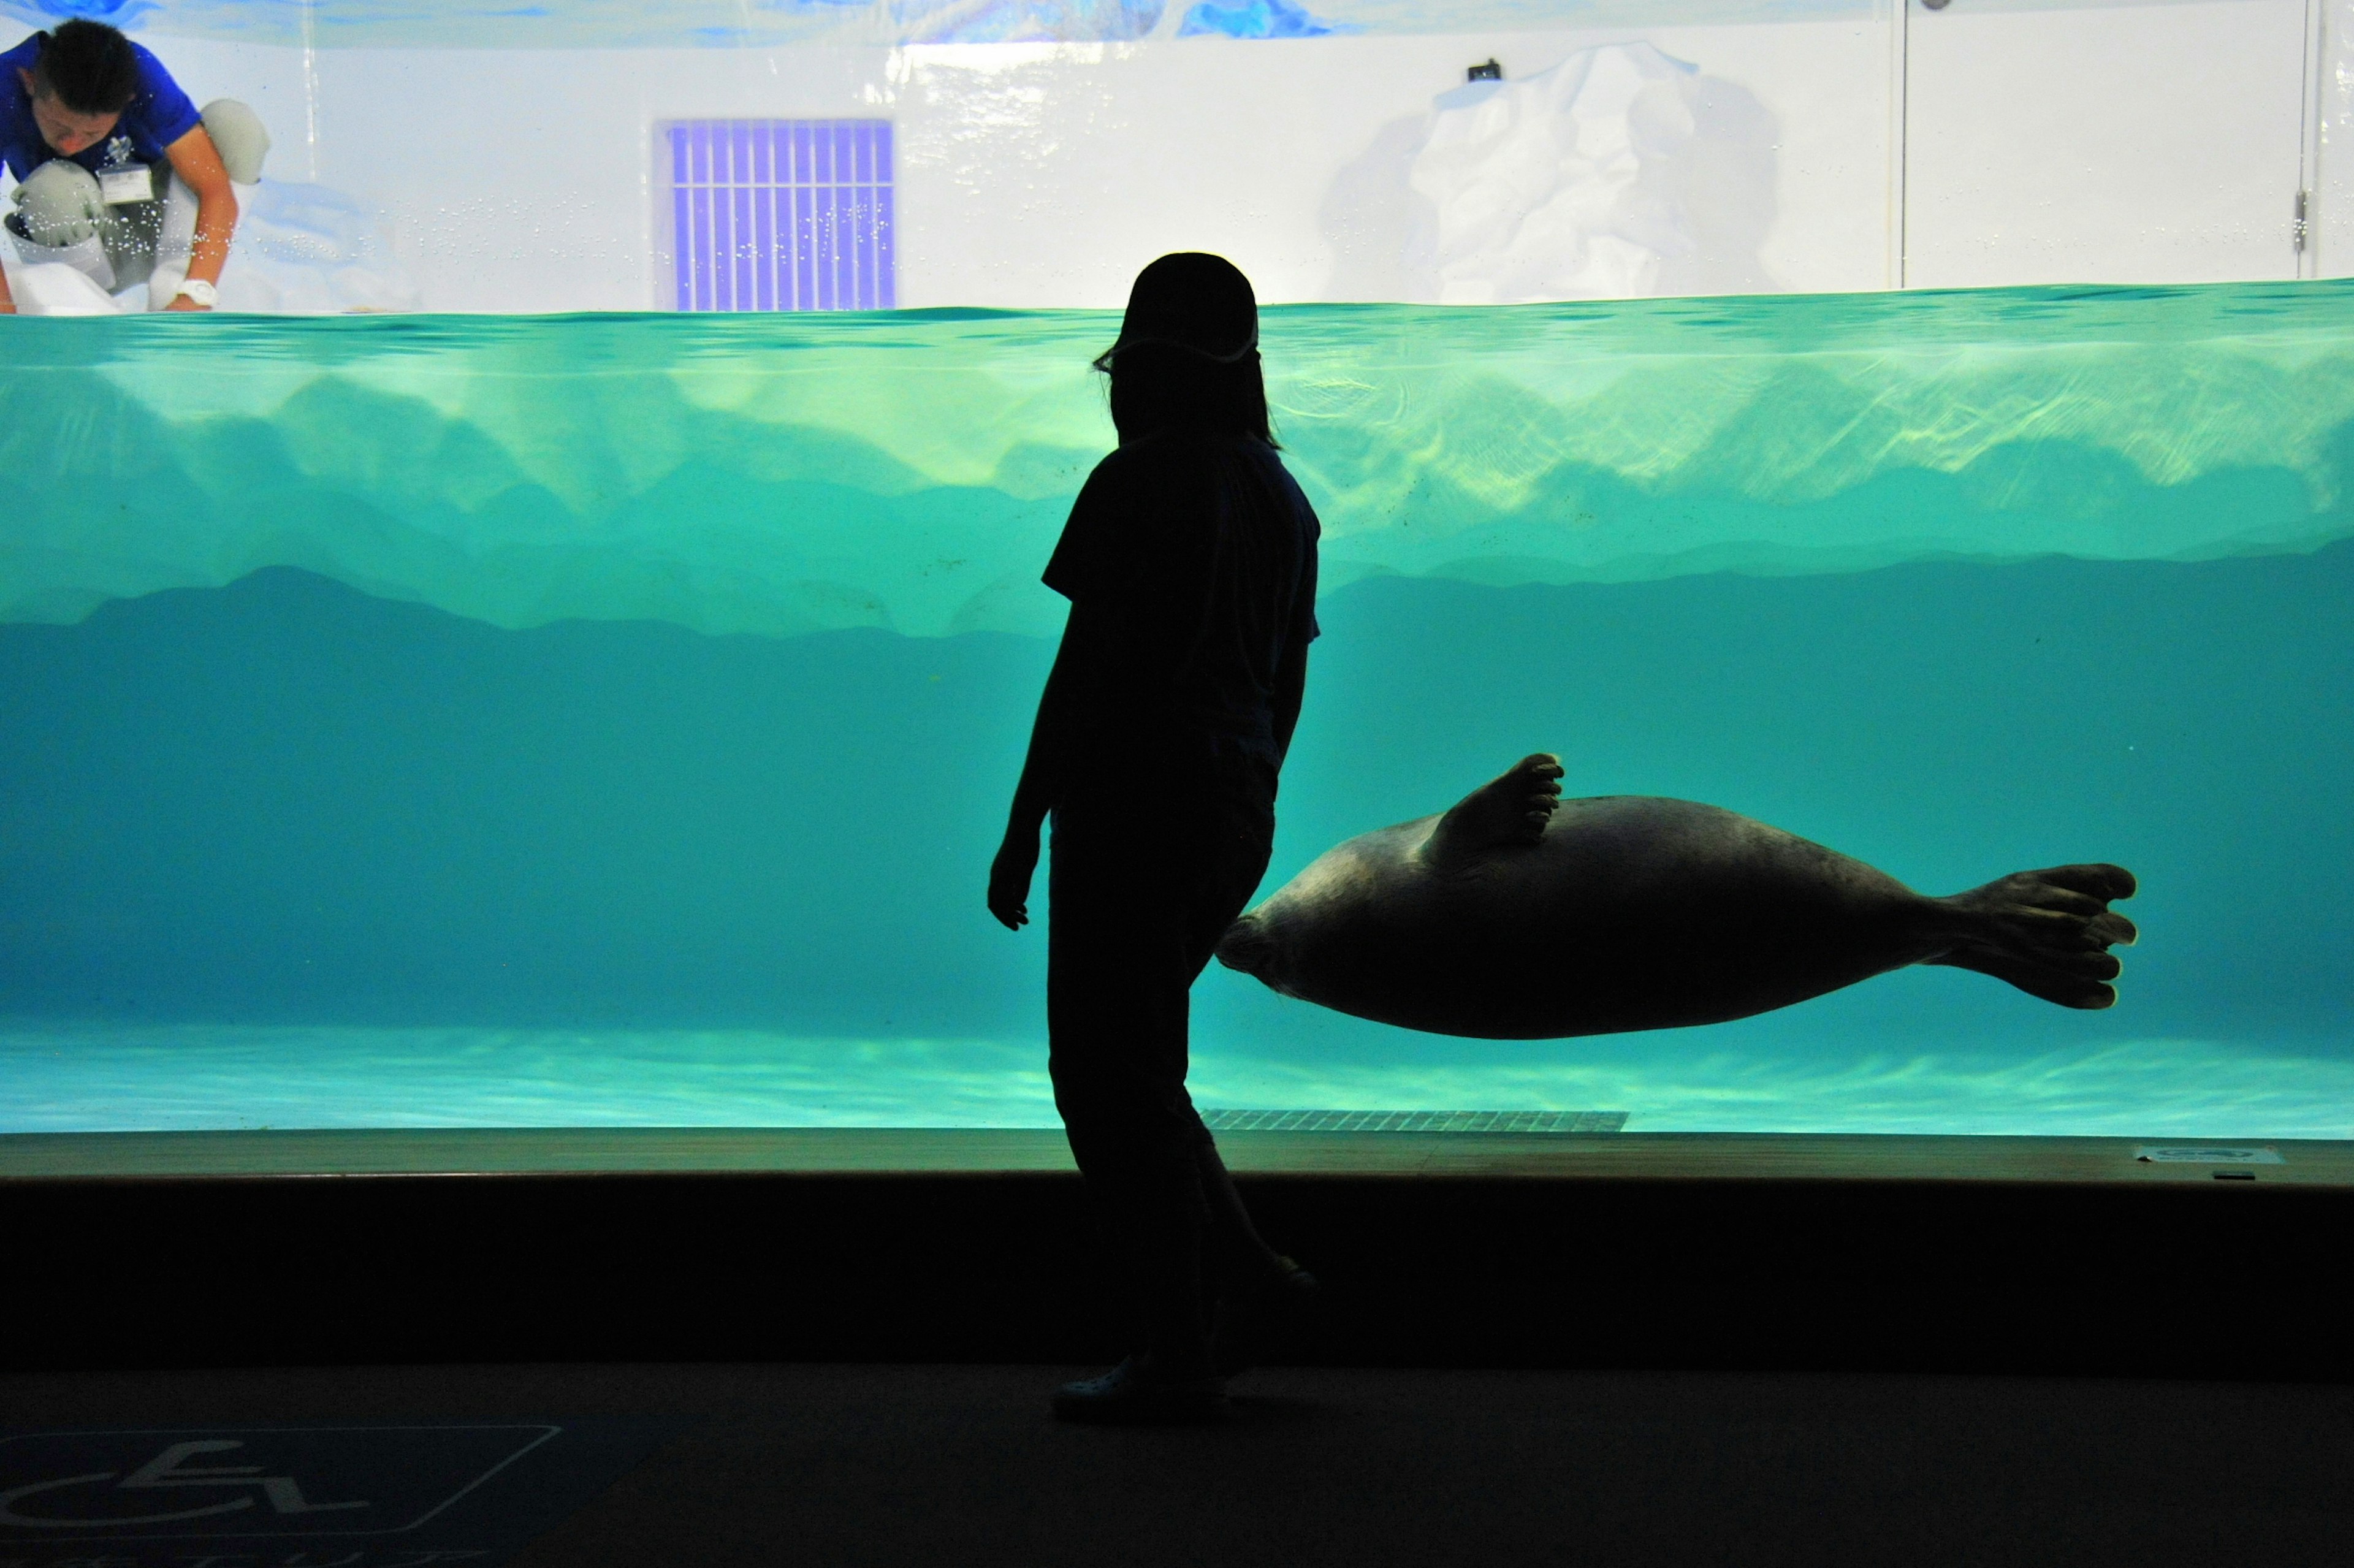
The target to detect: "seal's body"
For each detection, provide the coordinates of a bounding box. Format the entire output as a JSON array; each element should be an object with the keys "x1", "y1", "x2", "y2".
[{"x1": 1214, "y1": 755, "x2": 2138, "y2": 1040}]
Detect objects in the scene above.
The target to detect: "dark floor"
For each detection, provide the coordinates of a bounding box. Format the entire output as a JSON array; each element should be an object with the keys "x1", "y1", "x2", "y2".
[
  {"x1": 6, "y1": 1361, "x2": 2351, "y2": 1568},
  {"x1": 11, "y1": 1132, "x2": 2352, "y2": 1565}
]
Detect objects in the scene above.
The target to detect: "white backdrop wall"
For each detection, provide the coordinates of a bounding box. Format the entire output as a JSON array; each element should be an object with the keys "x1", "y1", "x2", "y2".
[{"x1": 20, "y1": 0, "x2": 2346, "y2": 311}]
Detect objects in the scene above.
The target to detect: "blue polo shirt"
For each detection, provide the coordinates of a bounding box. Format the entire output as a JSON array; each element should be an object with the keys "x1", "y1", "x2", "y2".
[{"x1": 1, "y1": 31, "x2": 201, "y2": 183}]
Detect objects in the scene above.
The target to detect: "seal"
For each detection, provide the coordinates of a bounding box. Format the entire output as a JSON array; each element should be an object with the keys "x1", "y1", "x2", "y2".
[{"x1": 1214, "y1": 753, "x2": 2139, "y2": 1039}]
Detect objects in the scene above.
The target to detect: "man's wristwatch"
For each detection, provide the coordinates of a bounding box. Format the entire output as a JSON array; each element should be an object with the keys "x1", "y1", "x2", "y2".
[{"x1": 173, "y1": 278, "x2": 219, "y2": 308}]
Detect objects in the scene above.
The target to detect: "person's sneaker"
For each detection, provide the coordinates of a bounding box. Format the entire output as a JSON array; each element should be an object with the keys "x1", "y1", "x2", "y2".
[
  {"x1": 1051, "y1": 1354, "x2": 1230, "y2": 1425},
  {"x1": 1208, "y1": 1255, "x2": 1320, "y2": 1377}
]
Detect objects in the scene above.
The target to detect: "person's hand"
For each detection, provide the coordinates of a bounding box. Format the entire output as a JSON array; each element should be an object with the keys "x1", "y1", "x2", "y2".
[
  {"x1": 164, "y1": 295, "x2": 210, "y2": 311},
  {"x1": 988, "y1": 826, "x2": 1040, "y2": 931}
]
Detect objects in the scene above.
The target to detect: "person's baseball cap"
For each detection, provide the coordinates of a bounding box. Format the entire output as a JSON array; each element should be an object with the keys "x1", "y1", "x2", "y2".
[{"x1": 1095, "y1": 252, "x2": 1260, "y2": 368}]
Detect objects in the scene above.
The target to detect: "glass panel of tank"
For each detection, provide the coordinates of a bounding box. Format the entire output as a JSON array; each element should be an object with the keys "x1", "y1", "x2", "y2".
[{"x1": 2, "y1": 1, "x2": 2348, "y2": 1135}]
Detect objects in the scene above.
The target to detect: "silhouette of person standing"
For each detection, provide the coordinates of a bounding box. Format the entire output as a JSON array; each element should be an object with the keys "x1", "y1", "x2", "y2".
[{"x1": 989, "y1": 253, "x2": 1322, "y2": 1423}]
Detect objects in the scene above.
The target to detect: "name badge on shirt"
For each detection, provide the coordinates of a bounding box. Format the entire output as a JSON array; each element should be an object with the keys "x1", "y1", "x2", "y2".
[{"x1": 98, "y1": 163, "x2": 155, "y2": 205}]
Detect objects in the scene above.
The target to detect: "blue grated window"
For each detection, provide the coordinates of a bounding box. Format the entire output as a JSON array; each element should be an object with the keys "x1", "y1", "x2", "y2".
[{"x1": 665, "y1": 120, "x2": 896, "y2": 313}]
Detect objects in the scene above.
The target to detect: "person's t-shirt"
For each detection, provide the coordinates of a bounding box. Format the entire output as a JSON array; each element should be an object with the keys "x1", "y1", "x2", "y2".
[
  {"x1": 1, "y1": 31, "x2": 202, "y2": 184},
  {"x1": 1043, "y1": 427, "x2": 1321, "y2": 772}
]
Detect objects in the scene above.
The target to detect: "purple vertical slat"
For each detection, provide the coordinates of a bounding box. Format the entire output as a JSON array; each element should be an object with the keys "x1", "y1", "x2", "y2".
[
  {"x1": 838, "y1": 123, "x2": 856, "y2": 310},
  {"x1": 696, "y1": 123, "x2": 718, "y2": 311},
  {"x1": 710, "y1": 187, "x2": 726, "y2": 313},
  {"x1": 759, "y1": 124, "x2": 781, "y2": 311},
  {"x1": 753, "y1": 126, "x2": 772, "y2": 310},
  {"x1": 726, "y1": 126, "x2": 746, "y2": 311},
  {"x1": 850, "y1": 123, "x2": 872, "y2": 308},
  {"x1": 733, "y1": 185, "x2": 755, "y2": 311},
  {"x1": 710, "y1": 186, "x2": 729, "y2": 310},
  {"x1": 771, "y1": 123, "x2": 792, "y2": 309},
  {"x1": 669, "y1": 126, "x2": 691, "y2": 311},
  {"x1": 809, "y1": 177, "x2": 828, "y2": 313},
  {"x1": 711, "y1": 158, "x2": 733, "y2": 313},
  {"x1": 820, "y1": 124, "x2": 842, "y2": 311},
  {"x1": 807, "y1": 120, "x2": 828, "y2": 311},
  {"x1": 731, "y1": 126, "x2": 750, "y2": 312},
  {"x1": 779, "y1": 183, "x2": 793, "y2": 311},
  {"x1": 729, "y1": 124, "x2": 750, "y2": 311},
  {"x1": 794, "y1": 124, "x2": 816, "y2": 310},
  {"x1": 819, "y1": 181, "x2": 840, "y2": 311},
  {"x1": 782, "y1": 182, "x2": 799, "y2": 312},
  {"x1": 804, "y1": 180, "x2": 822, "y2": 311},
  {"x1": 856, "y1": 188, "x2": 875, "y2": 310},
  {"x1": 683, "y1": 126, "x2": 699, "y2": 311},
  {"x1": 691, "y1": 186, "x2": 712, "y2": 312},
  {"x1": 801, "y1": 123, "x2": 818, "y2": 312},
  {"x1": 755, "y1": 184, "x2": 775, "y2": 312},
  {"x1": 729, "y1": 123, "x2": 754, "y2": 310},
  {"x1": 707, "y1": 166, "x2": 725, "y2": 313},
  {"x1": 779, "y1": 124, "x2": 793, "y2": 310},
  {"x1": 875, "y1": 123, "x2": 894, "y2": 309},
  {"x1": 866, "y1": 122, "x2": 884, "y2": 309}
]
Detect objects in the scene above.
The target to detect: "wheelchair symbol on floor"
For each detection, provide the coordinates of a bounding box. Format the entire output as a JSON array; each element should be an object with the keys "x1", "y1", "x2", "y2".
[{"x1": 1, "y1": 1439, "x2": 369, "y2": 1527}]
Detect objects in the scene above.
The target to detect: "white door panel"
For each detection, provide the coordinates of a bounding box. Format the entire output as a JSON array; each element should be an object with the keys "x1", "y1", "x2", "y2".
[{"x1": 1905, "y1": 0, "x2": 2308, "y2": 286}]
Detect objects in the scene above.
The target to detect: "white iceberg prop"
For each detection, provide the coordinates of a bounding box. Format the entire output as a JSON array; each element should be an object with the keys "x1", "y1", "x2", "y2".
[{"x1": 1327, "y1": 42, "x2": 1781, "y2": 305}]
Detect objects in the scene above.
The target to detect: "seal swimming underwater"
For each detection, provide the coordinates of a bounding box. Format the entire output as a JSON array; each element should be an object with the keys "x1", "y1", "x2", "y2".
[{"x1": 1214, "y1": 754, "x2": 2139, "y2": 1038}]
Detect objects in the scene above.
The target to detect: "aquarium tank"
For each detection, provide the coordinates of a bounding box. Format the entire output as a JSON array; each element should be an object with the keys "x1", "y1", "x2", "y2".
[{"x1": 2, "y1": 0, "x2": 2349, "y2": 1138}]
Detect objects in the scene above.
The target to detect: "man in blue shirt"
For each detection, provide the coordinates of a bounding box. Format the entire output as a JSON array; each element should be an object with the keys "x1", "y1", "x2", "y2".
[{"x1": 0, "y1": 19, "x2": 259, "y2": 313}]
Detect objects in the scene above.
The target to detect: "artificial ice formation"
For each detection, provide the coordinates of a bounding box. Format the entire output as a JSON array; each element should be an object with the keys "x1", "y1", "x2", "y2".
[
  {"x1": 2, "y1": 280, "x2": 2350, "y2": 637},
  {"x1": 1326, "y1": 42, "x2": 1782, "y2": 303}
]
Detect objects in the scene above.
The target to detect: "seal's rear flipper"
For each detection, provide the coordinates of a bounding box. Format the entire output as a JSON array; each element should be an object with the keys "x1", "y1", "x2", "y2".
[
  {"x1": 1423, "y1": 753, "x2": 1565, "y2": 868},
  {"x1": 1930, "y1": 862, "x2": 2139, "y2": 1009}
]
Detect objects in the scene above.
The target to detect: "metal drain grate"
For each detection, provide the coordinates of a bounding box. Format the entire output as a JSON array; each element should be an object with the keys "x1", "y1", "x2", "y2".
[{"x1": 1199, "y1": 1108, "x2": 1628, "y2": 1133}]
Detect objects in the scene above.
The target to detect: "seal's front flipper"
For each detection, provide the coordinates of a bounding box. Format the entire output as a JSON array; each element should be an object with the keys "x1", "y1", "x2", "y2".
[{"x1": 1423, "y1": 753, "x2": 1564, "y2": 869}]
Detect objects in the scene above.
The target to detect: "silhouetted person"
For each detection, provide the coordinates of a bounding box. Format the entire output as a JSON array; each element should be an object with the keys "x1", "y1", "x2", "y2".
[{"x1": 989, "y1": 253, "x2": 1322, "y2": 1424}]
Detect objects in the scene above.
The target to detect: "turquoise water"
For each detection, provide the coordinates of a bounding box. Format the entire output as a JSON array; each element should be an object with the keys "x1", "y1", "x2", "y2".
[{"x1": 4, "y1": 283, "x2": 2352, "y2": 1135}]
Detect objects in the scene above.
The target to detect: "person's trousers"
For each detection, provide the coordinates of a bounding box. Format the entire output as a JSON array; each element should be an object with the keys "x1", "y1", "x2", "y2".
[{"x1": 1048, "y1": 742, "x2": 1277, "y2": 1361}]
